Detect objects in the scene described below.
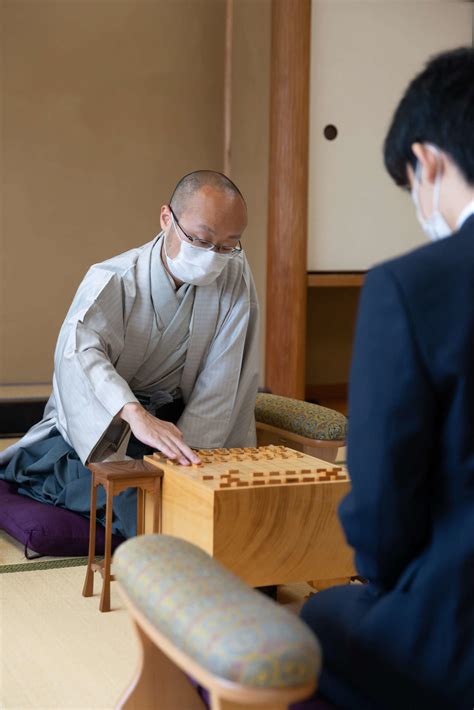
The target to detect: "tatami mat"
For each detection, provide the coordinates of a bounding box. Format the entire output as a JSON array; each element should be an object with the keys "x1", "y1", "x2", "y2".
[
  {"x1": 0, "y1": 531, "x2": 81, "y2": 569},
  {"x1": 1, "y1": 565, "x2": 137, "y2": 709},
  {"x1": 0, "y1": 525, "x2": 316, "y2": 709},
  {"x1": 0, "y1": 530, "x2": 97, "y2": 574}
]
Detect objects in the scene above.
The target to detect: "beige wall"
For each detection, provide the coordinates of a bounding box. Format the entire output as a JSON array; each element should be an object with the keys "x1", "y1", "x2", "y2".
[
  {"x1": 308, "y1": 1, "x2": 472, "y2": 271},
  {"x1": 0, "y1": 0, "x2": 225, "y2": 383},
  {"x1": 231, "y1": 0, "x2": 271, "y2": 382}
]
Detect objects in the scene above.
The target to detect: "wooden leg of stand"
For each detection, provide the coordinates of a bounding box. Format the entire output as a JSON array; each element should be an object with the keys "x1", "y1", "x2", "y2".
[
  {"x1": 100, "y1": 483, "x2": 114, "y2": 613},
  {"x1": 118, "y1": 622, "x2": 205, "y2": 710},
  {"x1": 82, "y1": 479, "x2": 97, "y2": 598}
]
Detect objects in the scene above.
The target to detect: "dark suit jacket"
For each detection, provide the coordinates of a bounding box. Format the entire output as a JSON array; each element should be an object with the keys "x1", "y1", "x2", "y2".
[{"x1": 340, "y1": 214, "x2": 474, "y2": 706}]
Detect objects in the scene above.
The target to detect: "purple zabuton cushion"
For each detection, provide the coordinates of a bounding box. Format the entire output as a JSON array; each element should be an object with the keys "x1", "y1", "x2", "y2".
[{"x1": 0, "y1": 479, "x2": 125, "y2": 557}]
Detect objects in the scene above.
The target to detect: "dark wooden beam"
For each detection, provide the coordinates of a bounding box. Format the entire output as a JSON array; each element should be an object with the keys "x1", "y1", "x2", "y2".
[
  {"x1": 224, "y1": 0, "x2": 233, "y2": 176},
  {"x1": 265, "y1": 0, "x2": 311, "y2": 399}
]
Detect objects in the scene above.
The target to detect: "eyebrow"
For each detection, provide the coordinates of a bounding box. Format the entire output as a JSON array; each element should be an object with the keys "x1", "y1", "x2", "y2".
[
  {"x1": 196, "y1": 224, "x2": 241, "y2": 241},
  {"x1": 197, "y1": 223, "x2": 216, "y2": 235}
]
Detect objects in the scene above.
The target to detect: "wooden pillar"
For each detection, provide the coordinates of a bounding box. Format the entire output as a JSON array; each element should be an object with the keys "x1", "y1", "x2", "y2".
[
  {"x1": 223, "y1": 0, "x2": 233, "y2": 176},
  {"x1": 265, "y1": 0, "x2": 311, "y2": 399}
]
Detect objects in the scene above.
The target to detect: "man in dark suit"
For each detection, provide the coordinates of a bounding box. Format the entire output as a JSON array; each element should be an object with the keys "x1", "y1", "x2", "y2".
[{"x1": 301, "y1": 47, "x2": 474, "y2": 709}]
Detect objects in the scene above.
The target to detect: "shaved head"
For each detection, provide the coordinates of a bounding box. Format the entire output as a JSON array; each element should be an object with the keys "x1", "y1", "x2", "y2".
[{"x1": 169, "y1": 170, "x2": 245, "y2": 218}]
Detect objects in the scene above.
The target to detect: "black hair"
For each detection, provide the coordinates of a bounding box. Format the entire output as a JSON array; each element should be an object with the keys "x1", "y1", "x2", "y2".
[
  {"x1": 384, "y1": 46, "x2": 474, "y2": 188},
  {"x1": 169, "y1": 170, "x2": 245, "y2": 217}
]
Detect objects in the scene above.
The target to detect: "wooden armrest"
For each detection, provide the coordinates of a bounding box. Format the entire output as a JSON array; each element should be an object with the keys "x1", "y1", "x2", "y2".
[{"x1": 114, "y1": 535, "x2": 320, "y2": 709}]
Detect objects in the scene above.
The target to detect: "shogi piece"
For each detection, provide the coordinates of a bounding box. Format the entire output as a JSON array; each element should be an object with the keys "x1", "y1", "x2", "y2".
[
  {"x1": 82, "y1": 460, "x2": 162, "y2": 612},
  {"x1": 144, "y1": 446, "x2": 354, "y2": 588}
]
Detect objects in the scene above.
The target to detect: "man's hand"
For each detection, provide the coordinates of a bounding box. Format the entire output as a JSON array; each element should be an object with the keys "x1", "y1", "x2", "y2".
[{"x1": 119, "y1": 402, "x2": 200, "y2": 466}]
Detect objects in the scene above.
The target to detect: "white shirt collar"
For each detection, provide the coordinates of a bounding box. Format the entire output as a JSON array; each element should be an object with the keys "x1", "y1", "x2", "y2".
[{"x1": 456, "y1": 200, "x2": 474, "y2": 230}]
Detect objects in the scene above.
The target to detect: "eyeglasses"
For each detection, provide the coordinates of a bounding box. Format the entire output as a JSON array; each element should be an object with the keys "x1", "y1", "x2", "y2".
[{"x1": 169, "y1": 207, "x2": 242, "y2": 256}]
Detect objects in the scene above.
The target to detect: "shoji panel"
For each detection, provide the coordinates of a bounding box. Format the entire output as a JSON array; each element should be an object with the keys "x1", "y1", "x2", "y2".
[{"x1": 308, "y1": 1, "x2": 472, "y2": 271}]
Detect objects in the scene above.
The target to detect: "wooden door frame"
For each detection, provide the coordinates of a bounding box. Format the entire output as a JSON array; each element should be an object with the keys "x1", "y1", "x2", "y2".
[{"x1": 265, "y1": 0, "x2": 311, "y2": 399}]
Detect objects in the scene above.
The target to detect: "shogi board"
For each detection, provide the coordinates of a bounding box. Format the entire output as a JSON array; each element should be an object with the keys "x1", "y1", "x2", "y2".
[{"x1": 144, "y1": 445, "x2": 355, "y2": 587}]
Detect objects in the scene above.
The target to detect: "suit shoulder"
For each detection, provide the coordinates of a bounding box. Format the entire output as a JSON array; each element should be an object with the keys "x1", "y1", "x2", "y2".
[{"x1": 369, "y1": 220, "x2": 474, "y2": 293}]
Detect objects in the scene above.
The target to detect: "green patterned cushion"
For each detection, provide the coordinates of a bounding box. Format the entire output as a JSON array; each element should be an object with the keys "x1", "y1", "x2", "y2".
[
  {"x1": 255, "y1": 393, "x2": 347, "y2": 441},
  {"x1": 114, "y1": 535, "x2": 320, "y2": 688}
]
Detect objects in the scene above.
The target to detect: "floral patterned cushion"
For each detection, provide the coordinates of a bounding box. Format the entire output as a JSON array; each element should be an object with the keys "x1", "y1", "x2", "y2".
[
  {"x1": 114, "y1": 535, "x2": 321, "y2": 689},
  {"x1": 255, "y1": 393, "x2": 347, "y2": 442}
]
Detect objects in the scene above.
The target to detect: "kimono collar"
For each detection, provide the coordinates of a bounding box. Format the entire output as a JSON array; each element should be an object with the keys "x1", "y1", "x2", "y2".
[{"x1": 150, "y1": 235, "x2": 192, "y2": 329}]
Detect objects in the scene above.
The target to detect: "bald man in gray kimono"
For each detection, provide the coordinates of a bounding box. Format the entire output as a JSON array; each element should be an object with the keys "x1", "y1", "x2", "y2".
[{"x1": 0, "y1": 171, "x2": 259, "y2": 538}]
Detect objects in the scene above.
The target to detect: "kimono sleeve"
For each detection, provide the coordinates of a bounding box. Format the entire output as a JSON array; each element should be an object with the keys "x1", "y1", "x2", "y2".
[{"x1": 53, "y1": 268, "x2": 138, "y2": 463}]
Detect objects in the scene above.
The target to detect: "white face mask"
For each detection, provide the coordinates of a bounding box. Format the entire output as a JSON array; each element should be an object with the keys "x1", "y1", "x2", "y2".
[
  {"x1": 411, "y1": 145, "x2": 452, "y2": 242},
  {"x1": 163, "y1": 215, "x2": 233, "y2": 286}
]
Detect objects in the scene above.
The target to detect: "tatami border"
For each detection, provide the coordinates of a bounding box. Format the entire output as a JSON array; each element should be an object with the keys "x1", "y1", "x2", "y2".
[{"x1": 0, "y1": 556, "x2": 103, "y2": 574}]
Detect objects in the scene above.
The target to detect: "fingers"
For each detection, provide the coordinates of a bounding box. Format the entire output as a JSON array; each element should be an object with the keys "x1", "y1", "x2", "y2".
[
  {"x1": 173, "y1": 437, "x2": 201, "y2": 465},
  {"x1": 158, "y1": 439, "x2": 186, "y2": 464},
  {"x1": 150, "y1": 428, "x2": 200, "y2": 466},
  {"x1": 156, "y1": 434, "x2": 200, "y2": 466},
  {"x1": 153, "y1": 419, "x2": 199, "y2": 464},
  {"x1": 130, "y1": 412, "x2": 200, "y2": 465}
]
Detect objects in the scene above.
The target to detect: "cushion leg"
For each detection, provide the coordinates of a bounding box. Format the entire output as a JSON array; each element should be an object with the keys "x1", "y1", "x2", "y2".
[{"x1": 118, "y1": 622, "x2": 205, "y2": 710}]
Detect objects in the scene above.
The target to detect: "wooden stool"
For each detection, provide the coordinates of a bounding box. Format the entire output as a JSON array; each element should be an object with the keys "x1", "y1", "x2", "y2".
[{"x1": 82, "y1": 459, "x2": 163, "y2": 612}]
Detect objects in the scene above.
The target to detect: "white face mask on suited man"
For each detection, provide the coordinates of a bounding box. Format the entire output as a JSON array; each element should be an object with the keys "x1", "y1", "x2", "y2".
[{"x1": 411, "y1": 144, "x2": 453, "y2": 242}]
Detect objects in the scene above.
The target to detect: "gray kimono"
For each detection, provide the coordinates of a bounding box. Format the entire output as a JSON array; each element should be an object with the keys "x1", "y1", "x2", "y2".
[{"x1": 1, "y1": 234, "x2": 259, "y2": 466}]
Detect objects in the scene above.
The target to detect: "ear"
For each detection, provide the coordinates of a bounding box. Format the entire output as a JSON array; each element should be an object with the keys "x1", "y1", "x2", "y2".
[
  {"x1": 411, "y1": 143, "x2": 441, "y2": 186},
  {"x1": 160, "y1": 205, "x2": 172, "y2": 231}
]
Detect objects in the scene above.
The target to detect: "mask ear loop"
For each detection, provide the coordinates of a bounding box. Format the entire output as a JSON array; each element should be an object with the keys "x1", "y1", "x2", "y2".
[
  {"x1": 424, "y1": 143, "x2": 444, "y2": 213},
  {"x1": 169, "y1": 211, "x2": 178, "y2": 237},
  {"x1": 432, "y1": 156, "x2": 442, "y2": 214},
  {"x1": 413, "y1": 150, "x2": 443, "y2": 218},
  {"x1": 163, "y1": 212, "x2": 181, "y2": 263},
  {"x1": 412, "y1": 160, "x2": 424, "y2": 217}
]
